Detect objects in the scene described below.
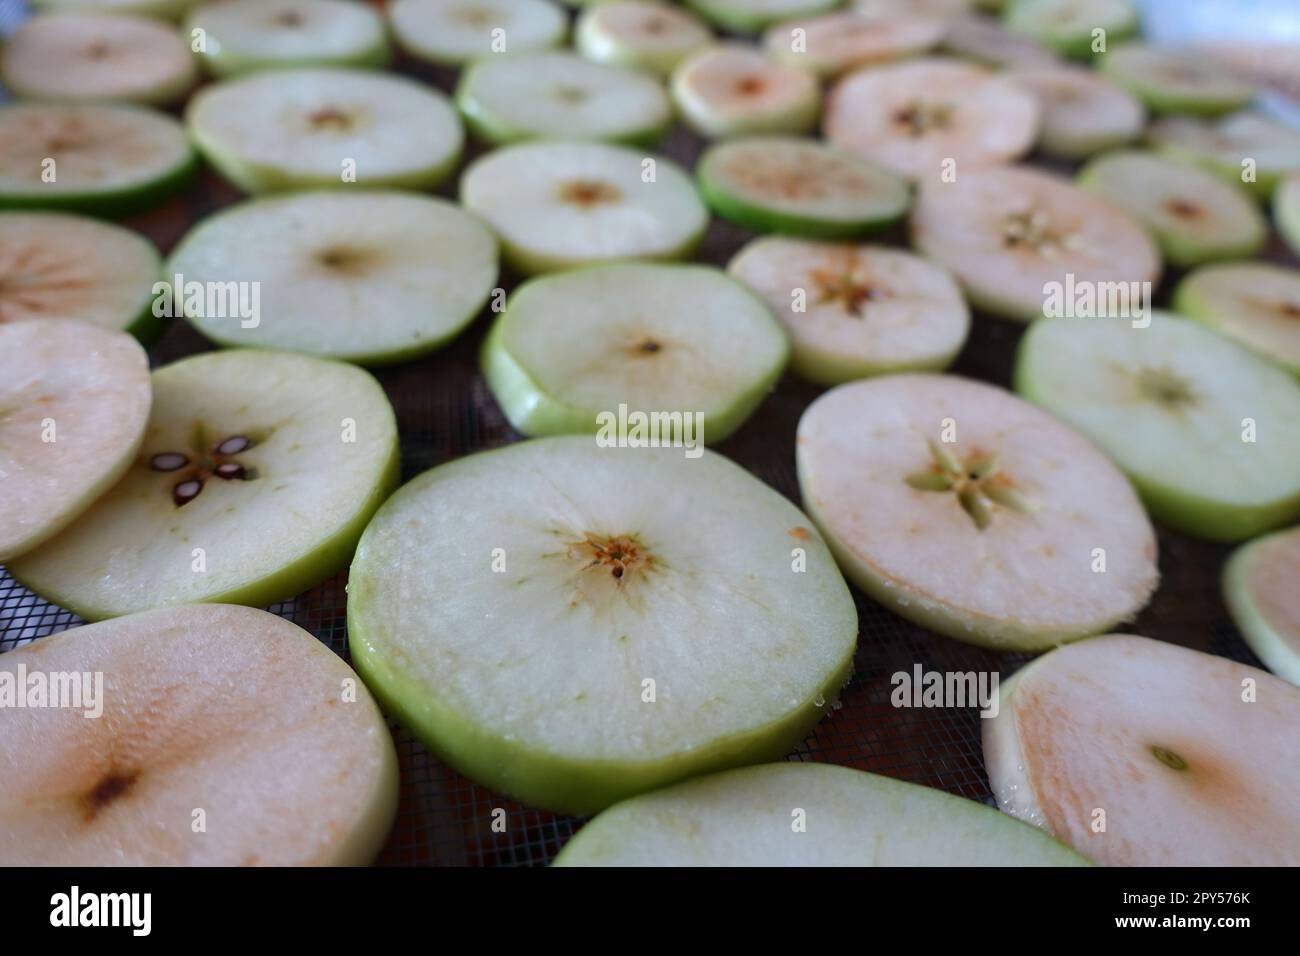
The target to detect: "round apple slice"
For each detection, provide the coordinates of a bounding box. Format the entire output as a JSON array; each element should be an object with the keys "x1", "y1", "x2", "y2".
[
  {"x1": 0, "y1": 103, "x2": 196, "y2": 216},
  {"x1": 482, "y1": 263, "x2": 787, "y2": 442},
  {"x1": 185, "y1": 0, "x2": 390, "y2": 77},
  {"x1": 8, "y1": 350, "x2": 399, "y2": 621},
  {"x1": 1098, "y1": 45, "x2": 1255, "y2": 117},
  {"x1": 167, "y1": 191, "x2": 498, "y2": 365},
  {"x1": 797, "y1": 374, "x2": 1158, "y2": 651},
  {"x1": 762, "y1": 12, "x2": 946, "y2": 78},
  {"x1": 1279, "y1": 174, "x2": 1300, "y2": 257},
  {"x1": 0, "y1": 320, "x2": 151, "y2": 564},
  {"x1": 1077, "y1": 151, "x2": 1266, "y2": 269},
  {"x1": 824, "y1": 58, "x2": 1039, "y2": 182},
  {"x1": 1015, "y1": 313, "x2": 1300, "y2": 541},
  {"x1": 1147, "y1": 112, "x2": 1300, "y2": 202},
  {"x1": 456, "y1": 51, "x2": 672, "y2": 146},
  {"x1": 697, "y1": 136, "x2": 910, "y2": 239},
  {"x1": 575, "y1": 1, "x2": 712, "y2": 76},
  {"x1": 389, "y1": 0, "x2": 567, "y2": 66},
  {"x1": 348, "y1": 437, "x2": 858, "y2": 814},
  {"x1": 29, "y1": 0, "x2": 199, "y2": 19},
  {"x1": 0, "y1": 212, "x2": 162, "y2": 342},
  {"x1": 910, "y1": 165, "x2": 1161, "y2": 322},
  {"x1": 1003, "y1": 0, "x2": 1137, "y2": 60},
  {"x1": 186, "y1": 68, "x2": 463, "y2": 195},
  {"x1": 0, "y1": 604, "x2": 398, "y2": 866},
  {"x1": 670, "y1": 44, "x2": 820, "y2": 139},
  {"x1": 460, "y1": 140, "x2": 707, "y2": 275},
  {"x1": 0, "y1": 13, "x2": 198, "y2": 106},
  {"x1": 729, "y1": 237, "x2": 968, "y2": 385},
  {"x1": 984, "y1": 634, "x2": 1300, "y2": 865},
  {"x1": 1174, "y1": 263, "x2": 1300, "y2": 377},
  {"x1": 941, "y1": 13, "x2": 1061, "y2": 69},
  {"x1": 1224, "y1": 526, "x2": 1300, "y2": 687},
  {"x1": 685, "y1": 0, "x2": 839, "y2": 33},
  {"x1": 554, "y1": 762, "x2": 1089, "y2": 866},
  {"x1": 1009, "y1": 65, "x2": 1145, "y2": 159}
]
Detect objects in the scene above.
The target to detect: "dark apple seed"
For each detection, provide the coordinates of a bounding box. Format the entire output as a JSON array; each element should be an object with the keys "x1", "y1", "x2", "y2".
[
  {"x1": 150, "y1": 452, "x2": 189, "y2": 472},
  {"x1": 173, "y1": 479, "x2": 203, "y2": 507},
  {"x1": 214, "y1": 462, "x2": 246, "y2": 480},
  {"x1": 215, "y1": 435, "x2": 251, "y2": 456}
]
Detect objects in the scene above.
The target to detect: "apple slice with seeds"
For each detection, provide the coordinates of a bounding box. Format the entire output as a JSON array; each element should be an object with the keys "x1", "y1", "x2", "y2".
[
  {"x1": 1003, "y1": 0, "x2": 1138, "y2": 60},
  {"x1": 1224, "y1": 526, "x2": 1300, "y2": 687},
  {"x1": 554, "y1": 762, "x2": 1090, "y2": 866},
  {"x1": 1279, "y1": 174, "x2": 1300, "y2": 257},
  {"x1": 1097, "y1": 44, "x2": 1255, "y2": 117},
  {"x1": 389, "y1": 0, "x2": 567, "y2": 66},
  {"x1": 1009, "y1": 65, "x2": 1145, "y2": 159},
  {"x1": 1173, "y1": 263, "x2": 1300, "y2": 377},
  {"x1": 685, "y1": 0, "x2": 840, "y2": 34},
  {"x1": 984, "y1": 634, "x2": 1300, "y2": 865},
  {"x1": 186, "y1": 68, "x2": 463, "y2": 195},
  {"x1": 167, "y1": 191, "x2": 498, "y2": 365},
  {"x1": 575, "y1": 0, "x2": 713, "y2": 76},
  {"x1": 1015, "y1": 312, "x2": 1300, "y2": 541},
  {"x1": 460, "y1": 140, "x2": 707, "y2": 275},
  {"x1": 1147, "y1": 112, "x2": 1300, "y2": 202},
  {"x1": 762, "y1": 11, "x2": 946, "y2": 78},
  {"x1": 671, "y1": 44, "x2": 819, "y2": 139},
  {"x1": 941, "y1": 13, "x2": 1062, "y2": 69},
  {"x1": 796, "y1": 374, "x2": 1158, "y2": 651},
  {"x1": 8, "y1": 350, "x2": 399, "y2": 621},
  {"x1": 729, "y1": 237, "x2": 969, "y2": 385},
  {"x1": 0, "y1": 604, "x2": 398, "y2": 866},
  {"x1": 0, "y1": 320, "x2": 150, "y2": 564},
  {"x1": 823, "y1": 57, "x2": 1039, "y2": 182},
  {"x1": 347, "y1": 436, "x2": 858, "y2": 814}
]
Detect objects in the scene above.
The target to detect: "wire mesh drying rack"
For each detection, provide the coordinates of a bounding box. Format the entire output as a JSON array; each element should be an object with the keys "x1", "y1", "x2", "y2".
[{"x1": 0, "y1": 0, "x2": 1290, "y2": 866}]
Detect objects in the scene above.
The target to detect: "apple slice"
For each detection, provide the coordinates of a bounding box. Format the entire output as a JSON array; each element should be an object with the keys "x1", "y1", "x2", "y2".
[
  {"x1": 0, "y1": 13, "x2": 198, "y2": 106},
  {"x1": 456, "y1": 51, "x2": 672, "y2": 146},
  {"x1": 575, "y1": 1, "x2": 712, "y2": 76},
  {"x1": 8, "y1": 350, "x2": 399, "y2": 621},
  {"x1": 1015, "y1": 312, "x2": 1300, "y2": 541},
  {"x1": 797, "y1": 374, "x2": 1157, "y2": 650},
  {"x1": 389, "y1": 0, "x2": 567, "y2": 66},
  {"x1": 853, "y1": 0, "x2": 972, "y2": 17},
  {"x1": 29, "y1": 0, "x2": 199, "y2": 19},
  {"x1": 1224, "y1": 526, "x2": 1300, "y2": 687},
  {"x1": 554, "y1": 762, "x2": 1089, "y2": 866},
  {"x1": 185, "y1": 0, "x2": 390, "y2": 77},
  {"x1": 1279, "y1": 174, "x2": 1300, "y2": 257},
  {"x1": 1147, "y1": 112, "x2": 1300, "y2": 202},
  {"x1": 1077, "y1": 151, "x2": 1266, "y2": 269},
  {"x1": 347, "y1": 437, "x2": 857, "y2": 814},
  {"x1": 729, "y1": 237, "x2": 969, "y2": 384},
  {"x1": 1003, "y1": 0, "x2": 1137, "y2": 60},
  {"x1": 685, "y1": 0, "x2": 840, "y2": 33},
  {"x1": 482, "y1": 262, "x2": 787, "y2": 442},
  {"x1": 697, "y1": 136, "x2": 910, "y2": 239},
  {"x1": 941, "y1": 13, "x2": 1061, "y2": 69},
  {"x1": 762, "y1": 11, "x2": 946, "y2": 78},
  {"x1": 910, "y1": 165, "x2": 1160, "y2": 322},
  {"x1": 186, "y1": 68, "x2": 463, "y2": 194},
  {"x1": 0, "y1": 604, "x2": 398, "y2": 866},
  {"x1": 1173, "y1": 263, "x2": 1300, "y2": 377},
  {"x1": 0, "y1": 103, "x2": 196, "y2": 217},
  {"x1": 824, "y1": 57, "x2": 1039, "y2": 182},
  {"x1": 460, "y1": 140, "x2": 707, "y2": 275},
  {"x1": 0, "y1": 212, "x2": 162, "y2": 342},
  {"x1": 167, "y1": 191, "x2": 498, "y2": 365},
  {"x1": 984, "y1": 634, "x2": 1300, "y2": 865},
  {"x1": 0, "y1": 320, "x2": 150, "y2": 564},
  {"x1": 1098, "y1": 44, "x2": 1255, "y2": 117},
  {"x1": 671, "y1": 44, "x2": 819, "y2": 139},
  {"x1": 1009, "y1": 65, "x2": 1145, "y2": 159}
]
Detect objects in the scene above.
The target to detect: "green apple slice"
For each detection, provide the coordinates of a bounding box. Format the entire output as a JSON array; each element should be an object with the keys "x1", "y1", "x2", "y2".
[
  {"x1": 0, "y1": 320, "x2": 151, "y2": 564},
  {"x1": 482, "y1": 263, "x2": 787, "y2": 442},
  {"x1": 0, "y1": 212, "x2": 162, "y2": 342},
  {"x1": 167, "y1": 191, "x2": 498, "y2": 365},
  {"x1": 1098, "y1": 44, "x2": 1255, "y2": 117},
  {"x1": 729, "y1": 237, "x2": 968, "y2": 384},
  {"x1": 460, "y1": 140, "x2": 707, "y2": 275},
  {"x1": 575, "y1": 1, "x2": 712, "y2": 77},
  {"x1": 762, "y1": 11, "x2": 946, "y2": 78},
  {"x1": 347, "y1": 437, "x2": 857, "y2": 814},
  {"x1": 0, "y1": 103, "x2": 196, "y2": 216},
  {"x1": 941, "y1": 13, "x2": 1061, "y2": 69},
  {"x1": 1015, "y1": 312, "x2": 1300, "y2": 541},
  {"x1": 9, "y1": 350, "x2": 399, "y2": 621},
  {"x1": 389, "y1": 0, "x2": 567, "y2": 66},
  {"x1": 823, "y1": 57, "x2": 1039, "y2": 182},
  {"x1": 185, "y1": 0, "x2": 390, "y2": 77},
  {"x1": 911, "y1": 165, "x2": 1160, "y2": 322},
  {"x1": 1003, "y1": 0, "x2": 1137, "y2": 60},
  {"x1": 456, "y1": 51, "x2": 672, "y2": 146},
  {"x1": 29, "y1": 0, "x2": 200, "y2": 19},
  {"x1": 554, "y1": 762, "x2": 1089, "y2": 866},
  {"x1": 697, "y1": 136, "x2": 910, "y2": 239},
  {"x1": 984, "y1": 633, "x2": 1300, "y2": 865},
  {"x1": 671, "y1": 44, "x2": 820, "y2": 139},
  {"x1": 797, "y1": 374, "x2": 1157, "y2": 650},
  {"x1": 1173, "y1": 263, "x2": 1300, "y2": 377},
  {"x1": 1147, "y1": 112, "x2": 1300, "y2": 202},
  {"x1": 1224, "y1": 526, "x2": 1300, "y2": 687},
  {"x1": 0, "y1": 604, "x2": 398, "y2": 866},
  {"x1": 1077, "y1": 151, "x2": 1266, "y2": 269},
  {"x1": 1009, "y1": 65, "x2": 1145, "y2": 159},
  {"x1": 685, "y1": 0, "x2": 841, "y2": 33},
  {"x1": 1279, "y1": 174, "x2": 1300, "y2": 257},
  {"x1": 186, "y1": 68, "x2": 464, "y2": 194}
]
